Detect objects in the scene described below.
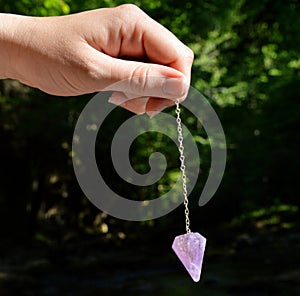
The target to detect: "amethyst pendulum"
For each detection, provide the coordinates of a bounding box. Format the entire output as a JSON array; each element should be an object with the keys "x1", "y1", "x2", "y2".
[
  {"x1": 172, "y1": 232, "x2": 206, "y2": 282},
  {"x1": 172, "y1": 99, "x2": 207, "y2": 282}
]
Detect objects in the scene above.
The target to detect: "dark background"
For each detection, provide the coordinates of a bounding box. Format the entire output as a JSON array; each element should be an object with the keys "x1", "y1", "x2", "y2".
[{"x1": 0, "y1": 0, "x2": 299, "y2": 295}]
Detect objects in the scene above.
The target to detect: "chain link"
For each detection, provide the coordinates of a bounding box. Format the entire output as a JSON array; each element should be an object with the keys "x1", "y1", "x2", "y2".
[{"x1": 175, "y1": 99, "x2": 191, "y2": 234}]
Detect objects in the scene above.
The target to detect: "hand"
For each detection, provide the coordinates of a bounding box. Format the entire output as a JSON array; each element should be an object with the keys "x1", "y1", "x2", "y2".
[{"x1": 0, "y1": 5, "x2": 193, "y2": 115}]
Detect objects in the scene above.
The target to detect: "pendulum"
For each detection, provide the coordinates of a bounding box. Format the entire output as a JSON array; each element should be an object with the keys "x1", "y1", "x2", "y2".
[
  {"x1": 172, "y1": 99, "x2": 206, "y2": 282},
  {"x1": 172, "y1": 99, "x2": 207, "y2": 282}
]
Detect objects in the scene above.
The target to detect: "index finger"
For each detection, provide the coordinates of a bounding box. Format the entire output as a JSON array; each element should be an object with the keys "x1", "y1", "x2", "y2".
[
  {"x1": 142, "y1": 19, "x2": 194, "y2": 85},
  {"x1": 116, "y1": 5, "x2": 194, "y2": 84}
]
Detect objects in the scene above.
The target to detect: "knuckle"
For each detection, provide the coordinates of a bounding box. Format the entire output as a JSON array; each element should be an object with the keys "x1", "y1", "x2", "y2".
[
  {"x1": 117, "y1": 3, "x2": 141, "y2": 14},
  {"x1": 184, "y1": 46, "x2": 194, "y2": 62},
  {"x1": 129, "y1": 65, "x2": 150, "y2": 94},
  {"x1": 115, "y1": 4, "x2": 145, "y2": 27}
]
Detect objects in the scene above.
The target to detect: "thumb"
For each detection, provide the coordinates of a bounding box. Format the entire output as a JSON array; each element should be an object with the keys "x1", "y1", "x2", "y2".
[{"x1": 102, "y1": 57, "x2": 188, "y2": 100}]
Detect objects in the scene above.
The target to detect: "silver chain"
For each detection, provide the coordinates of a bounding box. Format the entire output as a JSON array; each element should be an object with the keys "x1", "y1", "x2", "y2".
[{"x1": 175, "y1": 99, "x2": 191, "y2": 234}]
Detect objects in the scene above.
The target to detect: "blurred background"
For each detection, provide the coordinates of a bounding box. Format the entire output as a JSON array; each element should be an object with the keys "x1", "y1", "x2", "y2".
[{"x1": 0, "y1": 0, "x2": 299, "y2": 295}]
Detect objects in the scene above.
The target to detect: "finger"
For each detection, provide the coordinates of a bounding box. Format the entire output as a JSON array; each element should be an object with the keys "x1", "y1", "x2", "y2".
[
  {"x1": 108, "y1": 92, "x2": 149, "y2": 114},
  {"x1": 142, "y1": 23, "x2": 194, "y2": 86},
  {"x1": 146, "y1": 97, "x2": 175, "y2": 118},
  {"x1": 114, "y1": 5, "x2": 194, "y2": 84},
  {"x1": 109, "y1": 91, "x2": 175, "y2": 118}
]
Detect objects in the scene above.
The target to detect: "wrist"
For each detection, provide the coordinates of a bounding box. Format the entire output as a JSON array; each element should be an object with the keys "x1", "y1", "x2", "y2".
[{"x1": 0, "y1": 13, "x2": 35, "y2": 80}]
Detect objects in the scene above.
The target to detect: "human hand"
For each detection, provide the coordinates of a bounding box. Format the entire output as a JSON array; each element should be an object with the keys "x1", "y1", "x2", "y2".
[{"x1": 0, "y1": 5, "x2": 193, "y2": 115}]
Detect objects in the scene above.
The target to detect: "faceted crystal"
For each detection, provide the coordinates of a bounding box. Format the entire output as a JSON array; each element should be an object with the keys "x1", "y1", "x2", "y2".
[{"x1": 172, "y1": 232, "x2": 206, "y2": 282}]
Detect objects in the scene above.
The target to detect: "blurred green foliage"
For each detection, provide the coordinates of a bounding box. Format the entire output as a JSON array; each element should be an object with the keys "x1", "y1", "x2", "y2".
[{"x1": 0, "y1": 0, "x2": 299, "y2": 244}]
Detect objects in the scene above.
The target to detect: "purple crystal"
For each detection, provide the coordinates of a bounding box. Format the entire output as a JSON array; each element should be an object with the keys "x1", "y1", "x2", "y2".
[{"x1": 172, "y1": 232, "x2": 206, "y2": 282}]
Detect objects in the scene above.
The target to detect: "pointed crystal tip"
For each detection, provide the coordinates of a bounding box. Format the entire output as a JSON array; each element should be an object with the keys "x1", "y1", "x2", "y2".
[{"x1": 172, "y1": 232, "x2": 206, "y2": 282}]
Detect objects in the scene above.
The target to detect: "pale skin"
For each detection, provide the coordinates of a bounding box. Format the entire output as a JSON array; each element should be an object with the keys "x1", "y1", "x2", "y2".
[{"x1": 0, "y1": 4, "x2": 193, "y2": 116}]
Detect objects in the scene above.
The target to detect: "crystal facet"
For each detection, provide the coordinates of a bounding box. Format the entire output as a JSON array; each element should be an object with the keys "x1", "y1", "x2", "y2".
[{"x1": 172, "y1": 232, "x2": 206, "y2": 282}]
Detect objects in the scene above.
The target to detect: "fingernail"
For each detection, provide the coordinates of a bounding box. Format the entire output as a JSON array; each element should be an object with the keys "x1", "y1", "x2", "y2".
[{"x1": 163, "y1": 78, "x2": 185, "y2": 97}]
